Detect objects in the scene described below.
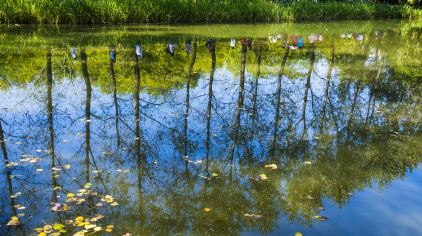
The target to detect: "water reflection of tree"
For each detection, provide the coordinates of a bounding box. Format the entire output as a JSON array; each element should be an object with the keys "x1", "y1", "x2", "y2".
[{"x1": 0, "y1": 32, "x2": 421, "y2": 235}]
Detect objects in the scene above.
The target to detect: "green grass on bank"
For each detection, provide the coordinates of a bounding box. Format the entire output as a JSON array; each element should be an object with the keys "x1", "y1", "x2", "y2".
[{"x1": 0, "y1": 0, "x2": 420, "y2": 24}]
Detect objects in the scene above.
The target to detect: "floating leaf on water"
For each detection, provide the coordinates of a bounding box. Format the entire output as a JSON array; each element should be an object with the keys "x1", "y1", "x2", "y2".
[
  {"x1": 65, "y1": 220, "x2": 73, "y2": 225},
  {"x1": 64, "y1": 164, "x2": 71, "y2": 169},
  {"x1": 203, "y1": 208, "x2": 211, "y2": 212},
  {"x1": 36, "y1": 168, "x2": 43, "y2": 172},
  {"x1": 74, "y1": 230, "x2": 86, "y2": 236},
  {"x1": 17, "y1": 213, "x2": 25, "y2": 217},
  {"x1": 258, "y1": 174, "x2": 268, "y2": 180},
  {"x1": 314, "y1": 215, "x2": 328, "y2": 221},
  {"x1": 304, "y1": 161, "x2": 312, "y2": 165},
  {"x1": 264, "y1": 164, "x2": 278, "y2": 170},
  {"x1": 94, "y1": 226, "x2": 102, "y2": 232},
  {"x1": 295, "y1": 232, "x2": 303, "y2": 236},
  {"x1": 53, "y1": 223, "x2": 66, "y2": 233},
  {"x1": 43, "y1": 224, "x2": 53, "y2": 233},
  {"x1": 105, "y1": 225, "x2": 114, "y2": 232},
  {"x1": 17, "y1": 206, "x2": 25, "y2": 210},
  {"x1": 84, "y1": 224, "x2": 96, "y2": 230},
  {"x1": 6, "y1": 216, "x2": 20, "y2": 226},
  {"x1": 110, "y1": 202, "x2": 119, "y2": 207},
  {"x1": 51, "y1": 203, "x2": 69, "y2": 212},
  {"x1": 36, "y1": 149, "x2": 42, "y2": 153},
  {"x1": 38, "y1": 232, "x2": 47, "y2": 236},
  {"x1": 318, "y1": 207, "x2": 326, "y2": 211},
  {"x1": 62, "y1": 139, "x2": 68, "y2": 143},
  {"x1": 212, "y1": 173, "x2": 219, "y2": 177},
  {"x1": 199, "y1": 175, "x2": 211, "y2": 180},
  {"x1": 244, "y1": 213, "x2": 262, "y2": 219},
  {"x1": 84, "y1": 183, "x2": 92, "y2": 189}
]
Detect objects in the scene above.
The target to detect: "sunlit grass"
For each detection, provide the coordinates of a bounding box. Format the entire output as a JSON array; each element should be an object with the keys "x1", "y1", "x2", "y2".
[{"x1": 0, "y1": 0, "x2": 420, "y2": 24}]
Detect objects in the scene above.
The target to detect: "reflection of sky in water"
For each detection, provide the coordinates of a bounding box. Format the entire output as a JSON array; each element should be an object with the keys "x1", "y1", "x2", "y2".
[
  {"x1": 0, "y1": 33, "x2": 421, "y2": 235},
  {"x1": 252, "y1": 165, "x2": 422, "y2": 236}
]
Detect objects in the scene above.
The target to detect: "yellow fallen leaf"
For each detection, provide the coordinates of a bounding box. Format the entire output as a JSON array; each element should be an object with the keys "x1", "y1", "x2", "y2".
[
  {"x1": 264, "y1": 164, "x2": 278, "y2": 170},
  {"x1": 212, "y1": 173, "x2": 219, "y2": 177},
  {"x1": 295, "y1": 232, "x2": 303, "y2": 236},
  {"x1": 94, "y1": 226, "x2": 102, "y2": 232},
  {"x1": 258, "y1": 174, "x2": 268, "y2": 180},
  {"x1": 67, "y1": 193, "x2": 75, "y2": 198},
  {"x1": 105, "y1": 225, "x2": 113, "y2": 232},
  {"x1": 6, "y1": 216, "x2": 20, "y2": 226},
  {"x1": 53, "y1": 223, "x2": 66, "y2": 232},
  {"x1": 43, "y1": 224, "x2": 53, "y2": 233},
  {"x1": 203, "y1": 208, "x2": 211, "y2": 212},
  {"x1": 38, "y1": 232, "x2": 47, "y2": 236},
  {"x1": 73, "y1": 230, "x2": 85, "y2": 236},
  {"x1": 84, "y1": 224, "x2": 96, "y2": 230},
  {"x1": 65, "y1": 220, "x2": 73, "y2": 225},
  {"x1": 64, "y1": 164, "x2": 71, "y2": 169}
]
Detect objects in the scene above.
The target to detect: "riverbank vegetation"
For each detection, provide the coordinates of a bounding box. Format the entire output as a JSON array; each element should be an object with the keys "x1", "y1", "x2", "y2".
[{"x1": 0, "y1": 0, "x2": 421, "y2": 24}]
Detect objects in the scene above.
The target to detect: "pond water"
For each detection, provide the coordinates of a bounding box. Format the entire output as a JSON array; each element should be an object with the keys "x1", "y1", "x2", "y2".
[{"x1": 0, "y1": 20, "x2": 421, "y2": 236}]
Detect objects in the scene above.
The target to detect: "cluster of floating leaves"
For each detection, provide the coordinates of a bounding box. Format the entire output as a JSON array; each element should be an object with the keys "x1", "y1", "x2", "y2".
[
  {"x1": 6, "y1": 181, "x2": 120, "y2": 235},
  {"x1": 31, "y1": 215, "x2": 114, "y2": 236}
]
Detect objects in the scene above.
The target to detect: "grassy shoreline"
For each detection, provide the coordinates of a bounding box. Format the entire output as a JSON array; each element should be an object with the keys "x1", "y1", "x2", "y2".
[{"x1": 0, "y1": 0, "x2": 421, "y2": 24}]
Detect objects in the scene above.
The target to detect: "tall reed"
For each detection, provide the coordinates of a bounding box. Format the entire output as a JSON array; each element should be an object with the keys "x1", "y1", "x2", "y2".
[{"x1": 0, "y1": 0, "x2": 420, "y2": 24}]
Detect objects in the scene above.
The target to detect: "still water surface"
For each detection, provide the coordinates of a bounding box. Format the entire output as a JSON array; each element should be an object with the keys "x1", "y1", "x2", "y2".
[{"x1": 0, "y1": 20, "x2": 421, "y2": 235}]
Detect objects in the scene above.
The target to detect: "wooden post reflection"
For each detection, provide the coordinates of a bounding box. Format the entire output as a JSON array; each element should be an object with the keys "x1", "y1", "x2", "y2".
[
  {"x1": 229, "y1": 42, "x2": 247, "y2": 163},
  {"x1": 46, "y1": 48, "x2": 59, "y2": 203},
  {"x1": 321, "y1": 42, "x2": 335, "y2": 132},
  {"x1": 183, "y1": 39, "x2": 197, "y2": 168},
  {"x1": 301, "y1": 45, "x2": 316, "y2": 140},
  {"x1": 0, "y1": 119, "x2": 17, "y2": 216},
  {"x1": 81, "y1": 49, "x2": 92, "y2": 184},
  {"x1": 205, "y1": 40, "x2": 216, "y2": 177},
  {"x1": 270, "y1": 47, "x2": 290, "y2": 155},
  {"x1": 250, "y1": 43, "x2": 262, "y2": 135},
  {"x1": 133, "y1": 50, "x2": 146, "y2": 223},
  {"x1": 109, "y1": 58, "x2": 121, "y2": 147}
]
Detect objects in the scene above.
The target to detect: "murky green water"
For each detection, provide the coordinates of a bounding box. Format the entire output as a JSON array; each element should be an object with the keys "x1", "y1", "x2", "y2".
[{"x1": 0, "y1": 20, "x2": 421, "y2": 236}]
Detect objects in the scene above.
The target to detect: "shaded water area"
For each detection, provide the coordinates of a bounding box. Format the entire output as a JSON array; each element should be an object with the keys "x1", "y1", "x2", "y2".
[{"x1": 0, "y1": 20, "x2": 421, "y2": 235}]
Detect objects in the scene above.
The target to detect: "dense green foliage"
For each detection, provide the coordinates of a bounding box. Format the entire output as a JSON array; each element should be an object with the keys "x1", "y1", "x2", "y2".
[{"x1": 0, "y1": 0, "x2": 420, "y2": 24}]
